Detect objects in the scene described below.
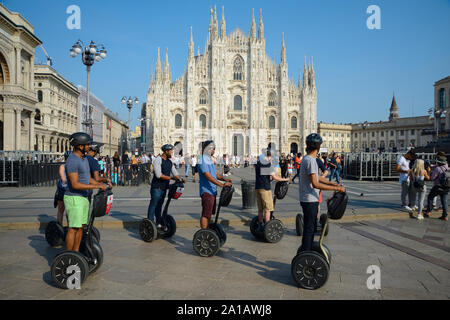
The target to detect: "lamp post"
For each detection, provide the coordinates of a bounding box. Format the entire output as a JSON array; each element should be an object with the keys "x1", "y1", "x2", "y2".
[
  {"x1": 70, "y1": 40, "x2": 106, "y2": 138},
  {"x1": 121, "y1": 96, "x2": 139, "y2": 153}
]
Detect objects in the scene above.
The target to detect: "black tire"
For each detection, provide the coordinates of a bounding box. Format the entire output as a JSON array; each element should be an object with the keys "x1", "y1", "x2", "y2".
[
  {"x1": 210, "y1": 223, "x2": 227, "y2": 246},
  {"x1": 89, "y1": 240, "x2": 104, "y2": 273},
  {"x1": 250, "y1": 216, "x2": 263, "y2": 239},
  {"x1": 264, "y1": 219, "x2": 284, "y2": 243},
  {"x1": 139, "y1": 219, "x2": 158, "y2": 242},
  {"x1": 291, "y1": 251, "x2": 330, "y2": 290},
  {"x1": 45, "y1": 221, "x2": 65, "y2": 247},
  {"x1": 92, "y1": 226, "x2": 101, "y2": 242},
  {"x1": 312, "y1": 242, "x2": 332, "y2": 263},
  {"x1": 162, "y1": 215, "x2": 177, "y2": 238},
  {"x1": 51, "y1": 251, "x2": 89, "y2": 289},
  {"x1": 296, "y1": 214, "x2": 303, "y2": 236},
  {"x1": 319, "y1": 214, "x2": 329, "y2": 237},
  {"x1": 193, "y1": 229, "x2": 220, "y2": 257}
]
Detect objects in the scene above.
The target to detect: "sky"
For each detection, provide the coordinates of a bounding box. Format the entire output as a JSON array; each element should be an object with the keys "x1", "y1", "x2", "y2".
[{"x1": 4, "y1": 0, "x2": 450, "y2": 130}]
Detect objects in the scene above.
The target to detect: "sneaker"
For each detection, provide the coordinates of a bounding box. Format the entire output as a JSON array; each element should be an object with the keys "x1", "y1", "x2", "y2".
[
  {"x1": 438, "y1": 216, "x2": 448, "y2": 221},
  {"x1": 412, "y1": 206, "x2": 418, "y2": 211},
  {"x1": 403, "y1": 206, "x2": 413, "y2": 212},
  {"x1": 417, "y1": 214, "x2": 424, "y2": 220}
]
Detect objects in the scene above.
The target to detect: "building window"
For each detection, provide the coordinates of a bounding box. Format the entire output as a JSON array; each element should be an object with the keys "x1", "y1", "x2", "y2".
[
  {"x1": 199, "y1": 89, "x2": 207, "y2": 105},
  {"x1": 381, "y1": 131, "x2": 384, "y2": 137},
  {"x1": 37, "y1": 90, "x2": 43, "y2": 103},
  {"x1": 411, "y1": 129, "x2": 415, "y2": 135},
  {"x1": 291, "y1": 116, "x2": 297, "y2": 129},
  {"x1": 175, "y1": 114, "x2": 182, "y2": 128},
  {"x1": 400, "y1": 130, "x2": 404, "y2": 136},
  {"x1": 363, "y1": 132, "x2": 366, "y2": 138},
  {"x1": 268, "y1": 92, "x2": 276, "y2": 106},
  {"x1": 199, "y1": 114, "x2": 206, "y2": 128},
  {"x1": 233, "y1": 56, "x2": 244, "y2": 80},
  {"x1": 439, "y1": 88, "x2": 446, "y2": 109},
  {"x1": 372, "y1": 132, "x2": 375, "y2": 137},
  {"x1": 390, "y1": 131, "x2": 394, "y2": 136},
  {"x1": 234, "y1": 95, "x2": 242, "y2": 111},
  {"x1": 269, "y1": 116, "x2": 275, "y2": 129},
  {"x1": 354, "y1": 133, "x2": 358, "y2": 138}
]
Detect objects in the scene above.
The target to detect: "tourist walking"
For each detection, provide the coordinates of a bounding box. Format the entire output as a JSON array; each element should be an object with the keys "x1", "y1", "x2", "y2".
[
  {"x1": 424, "y1": 155, "x2": 449, "y2": 221},
  {"x1": 396, "y1": 150, "x2": 416, "y2": 211},
  {"x1": 409, "y1": 159, "x2": 431, "y2": 220}
]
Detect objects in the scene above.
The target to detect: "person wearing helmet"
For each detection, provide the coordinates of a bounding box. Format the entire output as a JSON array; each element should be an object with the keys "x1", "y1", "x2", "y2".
[
  {"x1": 86, "y1": 143, "x2": 111, "y2": 202},
  {"x1": 147, "y1": 144, "x2": 185, "y2": 230},
  {"x1": 298, "y1": 133, "x2": 345, "y2": 253},
  {"x1": 53, "y1": 151, "x2": 72, "y2": 225},
  {"x1": 65, "y1": 132, "x2": 108, "y2": 252},
  {"x1": 255, "y1": 149, "x2": 289, "y2": 232},
  {"x1": 198, "y1": 140, "x2": 232, "y2": 229}
]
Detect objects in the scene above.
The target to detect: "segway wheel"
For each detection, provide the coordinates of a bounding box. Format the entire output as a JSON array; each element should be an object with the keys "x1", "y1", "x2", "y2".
[
  {"x1": 92, "y1": 226, "x2": 101, "y2": 242},
  {"x1": 89, "y1": 240, "x2": 104, "y2": 273},
  {"x1": 291, "y1": 251, "x2": 330, "y2": 290},
  {"x1": 249, "y1": 216, "x2": 262, "y2": 239},
  {"x1": 45, "y1": 221, "x2": 65, "y2": 247},
  {"x1": 51, "y1": 251, "x2": 89, "y2": 289},
  {"x1": 264, "y1": 219, "x2": 284, "y2": 243},
  {"x1": 296, "y1": 214, "x2": 303, "y2": 236},
  {"x1": 193, "y1": 229, "x2": 220, "y2": 257},
  {"x1": 162, "y1": 215, "x2": 177, "y2": 238},
  {"x1": 139, "y1": 219, "x2": 158, "y2": 242},
  {"x1": 319, "y1": 214, "x2": 329, "y2": 237},
  {"x1": 312, "y1": 242, "x2": 332, "y2": 264},
  {"x1": 210, "y1": 223, "x2": 227, "y2": 246}
]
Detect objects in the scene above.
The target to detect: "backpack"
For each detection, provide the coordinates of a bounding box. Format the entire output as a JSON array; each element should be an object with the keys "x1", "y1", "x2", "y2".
[
  {"x1": 219, "y1": 185, "x2": 234, "y2": 207},
  {"x1": 92, "y1": 188, "x2": 114, "y2": 217},
  {"x1": 412, "y1": 176, "x2": 425, "y2": 191},
  {"x1": 274, "y1": 181, "x2": 289, "y2": 200},
  {"x1": 438, "y1": 168, "x2": 450, "y2": 189},
  {"x1": 327, "y1": 191, "x2": 348, "y2": 220}
]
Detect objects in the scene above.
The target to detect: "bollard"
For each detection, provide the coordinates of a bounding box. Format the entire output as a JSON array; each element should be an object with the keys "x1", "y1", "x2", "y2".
[{"x1": 241, "y1": 179, "x2": 256, "y2": 209}]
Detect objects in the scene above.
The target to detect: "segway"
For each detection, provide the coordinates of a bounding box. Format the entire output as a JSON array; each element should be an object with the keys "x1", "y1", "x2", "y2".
[
  {"x1": 45, "y1": 221, "x2": 101, "y2": 247},
  {"x1": 250, "y1": 181, "x2": 288, "y2": 243},
  {"x1": 139, "y1": 180, "x2": 184, "y2": 242},
  {"x1": 295, "y1": 212, "x2": 329, "y2": 237},
  {"x1": 291, "y1": 191, "x2": 348, "y2": 290},
  {"x1": 193, "y1": 185, "x2": 234, "y2": 257},
  {"x1": 51, "y1": 187, "x2": 113, "y2": 289}
]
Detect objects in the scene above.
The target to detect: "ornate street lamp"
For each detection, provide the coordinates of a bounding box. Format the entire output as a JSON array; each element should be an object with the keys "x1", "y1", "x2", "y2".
[
  {"x1": 121, "y1": 96, "x2": 139, "y2": 153},
  {"x1": 70, "y1": 40, "x2": 107, "y2": 138}
]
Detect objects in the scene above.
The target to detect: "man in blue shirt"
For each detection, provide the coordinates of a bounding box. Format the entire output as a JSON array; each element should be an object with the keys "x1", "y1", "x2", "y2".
[{"x1": 198, "y1": 140, "x2": 232, "y2": 229}]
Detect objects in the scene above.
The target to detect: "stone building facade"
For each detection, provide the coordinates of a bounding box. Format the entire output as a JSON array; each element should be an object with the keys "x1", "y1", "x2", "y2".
[
  {"x1": 102, "y1": 108, "x2": 128, "y2": 157},
  {"x1": 33, "y1": 64, "x2": 79, "y2": 152},
  {"x1": 318, "y1": 123, "x2": 352, "y2": 153},
  {"x1": 0, "y1": 4, "x2": 42, "y2": 151},
  {"x1": 145, "y1": 7, "x2": 317, "y2": 156},
  {"x1": 434, "y1": 76, "x2": 450, "y2": 136}
]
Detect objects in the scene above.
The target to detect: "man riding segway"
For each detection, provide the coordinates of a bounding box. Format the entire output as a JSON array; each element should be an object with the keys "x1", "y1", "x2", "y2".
[{"x1": 147, "y1": 144, "x2": 185, "y2": 232}]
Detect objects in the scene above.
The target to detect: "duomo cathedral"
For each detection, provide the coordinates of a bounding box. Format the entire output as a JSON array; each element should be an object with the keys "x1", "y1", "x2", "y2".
[{"x1": 145, "y1": 7, "x2": 317, "y2": 156}]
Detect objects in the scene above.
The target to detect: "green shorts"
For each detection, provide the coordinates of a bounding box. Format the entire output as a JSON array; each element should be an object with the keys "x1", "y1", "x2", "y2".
[{"x1": 63, "y1": 195, "x2": 90, "y2": 228}]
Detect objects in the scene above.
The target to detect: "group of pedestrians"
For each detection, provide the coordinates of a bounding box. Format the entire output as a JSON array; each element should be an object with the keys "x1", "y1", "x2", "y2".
[{"x1": 397, "y1": 150, "x2": 449, "y2": 221}]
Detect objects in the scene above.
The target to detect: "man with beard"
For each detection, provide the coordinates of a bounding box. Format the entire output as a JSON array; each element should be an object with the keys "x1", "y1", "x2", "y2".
[{"x1": 147, "y1": 144, "x2": 185, "y2": 231}]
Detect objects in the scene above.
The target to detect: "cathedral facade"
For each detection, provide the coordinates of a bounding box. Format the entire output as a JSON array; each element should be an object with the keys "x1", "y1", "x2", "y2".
[{"x1": 145, "y1": 7, "x2": 317, "y2": 156}]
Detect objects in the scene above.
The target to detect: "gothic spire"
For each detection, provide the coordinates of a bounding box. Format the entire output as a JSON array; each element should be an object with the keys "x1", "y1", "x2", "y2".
[
  {"x1": 281, "y1": 33, "x2": 286, "y2": 63},
  {"x1": 258, "y1": 8, "x2": 264, "y2": 40},
  {"x1": 303, "y1": 55, "x2": 309, "y2": 88},
  {"x1": 220, "y1": 6, "x2": 226, "y2": 38},
  {"x1": 189, "y1": 26, "x2": 194, "y2": 59},
  {"x1": 156, "y1": 47, "x2": 162, "y2": 81},
  {"x1": 250, "y1": 8, "x2": 256, "y2": 40},
  {"x1": 164, "y1": 47, "x2": 170, "y2": 81}
]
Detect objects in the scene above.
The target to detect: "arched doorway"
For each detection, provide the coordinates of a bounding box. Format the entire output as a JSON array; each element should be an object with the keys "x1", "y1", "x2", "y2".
[
  {"x1": 232, "y1": 134, "x2": 244, "y2": 156},
  {"x1": 0, "y1": 51, "x2": 11, "y2": 84},
  {"x1": 290, "y1": 143, "x2": 298, "y2": 155},
  {"x1": 174, "y1": 141, "x2": 183, "y2": 156}
]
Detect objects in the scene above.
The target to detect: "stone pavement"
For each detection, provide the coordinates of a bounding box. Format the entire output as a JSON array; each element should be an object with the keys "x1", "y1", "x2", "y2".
[
  {"x1": 0, "y1": 167, "x2": 443, "y2": 229},
  {"x1": 0, "y1": 217, "x2": 449, "y2": 300}
]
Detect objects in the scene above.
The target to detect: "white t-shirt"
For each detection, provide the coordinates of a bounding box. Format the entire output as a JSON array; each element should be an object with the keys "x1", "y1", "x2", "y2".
[
  {"x1": 191, "y1": 157, "x2": 197, "y2": 167},
  {"x1": 397, "y1": 156, "x2": 410, "y2": 182}
]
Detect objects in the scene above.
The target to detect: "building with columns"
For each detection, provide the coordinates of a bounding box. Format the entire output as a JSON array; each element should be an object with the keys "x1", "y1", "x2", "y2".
[
  {"x1": 33, "y1": 64, "x2": 79, "y2": 152},
  {"x1": 318, "y1": 123, "x2": 352, "y2": 153},
  {"x1": 0, "y1": 4, "x2": 42, "y2": 151},
  {"x1": 434, "y1": 76, "x2": 450, "y2": 136},
  {"x1": 145, "y1": 7, "x2": 317, "y2": 156}
]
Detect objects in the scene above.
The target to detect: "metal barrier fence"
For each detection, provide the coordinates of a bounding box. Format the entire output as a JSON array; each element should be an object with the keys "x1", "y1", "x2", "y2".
[
  {"x1": 343, "y1": 152, "x2": 436, "y2": 181},
  {"x1": 0, "y1": 158, "x2": 152, "y2": 187}
]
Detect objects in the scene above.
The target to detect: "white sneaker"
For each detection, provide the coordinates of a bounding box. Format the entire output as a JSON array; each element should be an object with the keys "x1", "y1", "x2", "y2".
[
  {"x1": 412, "y1": 206, "x2": 418, "y2": 211},
  {"x1": 404, "y1": 206, "x2": 413, "y2": 212},
  {"x1": 417, "y1": 214, "x2": 424, "y2": 220}
]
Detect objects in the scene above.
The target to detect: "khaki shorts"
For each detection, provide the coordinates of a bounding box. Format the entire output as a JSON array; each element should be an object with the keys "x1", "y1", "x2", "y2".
[{"x1": 256, "y1": 189, "x2": 274, "y2": 212}]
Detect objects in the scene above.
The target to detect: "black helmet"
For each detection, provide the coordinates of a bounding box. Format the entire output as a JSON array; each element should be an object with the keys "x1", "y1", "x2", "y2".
[
  {"x1": 306, "y1": 133, "x2": 323, "y2": 151},
  {"x1": 161, "y1": 144, "x2": 174, "y2": 152},
  {"x1": 202, "y1": 140, "x2": 215, "y2": 153},
  {"x1": 69, "y1": 132, "x2": 93, "y2": 147},
  {"x1": 90, "y1": 144, "x2": 102, "y2": 154}
]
